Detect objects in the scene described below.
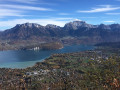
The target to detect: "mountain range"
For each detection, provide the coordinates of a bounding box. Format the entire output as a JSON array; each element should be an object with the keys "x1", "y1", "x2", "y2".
[{"x1": 0, "y1": 20, "x2": 120, "y2": 50}]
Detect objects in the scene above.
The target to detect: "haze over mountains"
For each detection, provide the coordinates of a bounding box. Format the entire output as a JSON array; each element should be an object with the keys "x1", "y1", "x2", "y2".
[{"x1": 0, "y1": 20, "x2": 120, "y2": 50}]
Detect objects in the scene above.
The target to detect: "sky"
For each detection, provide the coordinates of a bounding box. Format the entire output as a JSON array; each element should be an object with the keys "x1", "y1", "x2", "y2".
[{"x1": 0, "y1": 0, "x2": 120, "y2": 30}]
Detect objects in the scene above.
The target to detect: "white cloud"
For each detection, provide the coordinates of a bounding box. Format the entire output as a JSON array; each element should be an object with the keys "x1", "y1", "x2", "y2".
[
  {"x1": 72, "y1": 19, "x2": 81, "y2": 21},
  {"x1": 0, "y1": 4, "x2": 54, "y2": 11},
  {"x1": 0, "y1": 18, "x2": 73, "y2": 30},
  {"x1": 77, "y1": 5, "x2": 120, "y2": 13},
  {"x1": 106, "y1": 13, "x2": 120, "y2": 15},
  {"x1": 54, "y1": 18, "x2": 73, "y2": 20},
  {"x1": 0, "y1": 4, "x2": 54, "y2": 18},
  {"x1": 80, "y1": 17, "x2": 97, "y2": 18},
  {"x1": 58, "y1": 13, "x2": 70, "y2": 15},
  {"x1": 0, "y1": 9, "x2": 25, "y2": 18},
  {"x1": 0, "y1": 0, "x2": 38, "y2": 4},
  {"x1": 104, "y1": 21, "x2": 115, "y2": 23},
  {"x1": 0, "y1": 0, "x2": 56, "y2": 5}
]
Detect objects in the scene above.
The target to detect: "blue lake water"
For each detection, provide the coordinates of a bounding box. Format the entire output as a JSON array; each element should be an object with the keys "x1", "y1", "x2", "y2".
[{"x1": 0, "y1": 45, "x2": 95, "y2": 69}]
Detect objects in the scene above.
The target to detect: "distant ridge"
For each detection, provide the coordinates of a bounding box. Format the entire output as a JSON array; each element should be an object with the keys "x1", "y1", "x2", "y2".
[
  {"x1": 0, "y1": 20, "x2": 120, "y2": 45},
  {"x1": 2, "y1": 20, "x2": 120, "y2": 31}
]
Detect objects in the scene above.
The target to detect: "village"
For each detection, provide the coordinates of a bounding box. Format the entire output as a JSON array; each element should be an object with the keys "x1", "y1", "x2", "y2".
[{"x1": 0, "y1": 47, "x2": 119, "y2": 90}]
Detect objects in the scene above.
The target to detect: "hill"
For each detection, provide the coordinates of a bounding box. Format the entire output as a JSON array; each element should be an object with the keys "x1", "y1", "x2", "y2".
[{"x1": 0, "y1": 21, "x2": 120, "y2": 50}]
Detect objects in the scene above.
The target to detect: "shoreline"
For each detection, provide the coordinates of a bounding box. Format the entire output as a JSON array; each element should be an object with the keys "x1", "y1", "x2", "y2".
[
  {"x1": 0, "y1": 43, "x2": 95, "y2": 52},
  {"x1": 0, "y1": 57, "x2": 48, "y2": 69},
  {"x1": 0, "y1": 44, "x2": 95, "y2": 69}
]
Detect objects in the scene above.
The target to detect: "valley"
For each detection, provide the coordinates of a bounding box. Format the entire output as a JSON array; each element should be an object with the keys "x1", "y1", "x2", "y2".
[{"x1": 0, "y1": 21, "x2": 120, "y2": 90}]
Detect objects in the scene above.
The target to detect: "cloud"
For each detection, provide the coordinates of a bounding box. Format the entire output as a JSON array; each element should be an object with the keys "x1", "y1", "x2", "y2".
[
  {"x1": 0, "y1": 9, "x2": 25, "y2": 18},
  {"x1": 106, "y1": 13, "x2": 120, "y2": 15},
  {"x1": 80, "y1": 17, "x2": 97, "y2": 18},
  {"x1": 104, "y1": 21, "x2": 115, "y2": 23},
  {"x1": 0, "y1": 4, "x2": 54, "y2": 18},
  {"x1": 58, "y1": 13, "x2": 70, "y2": 15},
  {"x1": 0, "y1": 0, "x2": 57, "y2": 5},
  {"x1": 0, "y1": 18, "x2": 73, "y2": 30},
  {"x1": 0, "y1": 4, "x2": 54, "y2": 11},
  {"x1": 54, "y1": 18, "x2": 73, "y2": 20},
  {"x1": 0, "y1": 0, "x2": 38, "y2": 4},
  {"x1": 77, "y1": 5, "x2": 120, "y2": 13},
  {"x1": 72, "y1": 19, "x2": 81, "y2": 21}
]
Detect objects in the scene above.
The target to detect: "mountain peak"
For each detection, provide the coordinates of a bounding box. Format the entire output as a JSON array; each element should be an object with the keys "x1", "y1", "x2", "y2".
[
  {"x1": 46, "y1": 24, "x2": 60, "y2": 28},
  {"x1": 98, "y1": 24, "x2": 111, "y2": 30},
  {"x1": 64, "y1": 20, "x2": 94, "y2": 30},
  {"x1": 1, "y1": 21, "x2": 120, "y2": 41},
  {"x1": 70, "y1": 21, "x2": 86, "y2": 25},
  {"x1": 16, "y1": 22, "x2": 42, "y2": 28}
]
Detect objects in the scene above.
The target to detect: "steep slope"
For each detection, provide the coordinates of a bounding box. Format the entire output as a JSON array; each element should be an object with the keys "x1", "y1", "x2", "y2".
[
  {"x1": 64, "y1": 21, "x2": 96, "y2": 30},
  {"x1": 0, "y1": 21, "x2": 120, "y2": 45},
  {"x1": 1, "y1": 23, "x2": 65, "y2": 40}
]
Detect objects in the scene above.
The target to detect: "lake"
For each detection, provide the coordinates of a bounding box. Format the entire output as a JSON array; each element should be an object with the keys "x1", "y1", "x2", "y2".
[{"x1": 0, "y1": 45, "x2": 95, "y2": 69}]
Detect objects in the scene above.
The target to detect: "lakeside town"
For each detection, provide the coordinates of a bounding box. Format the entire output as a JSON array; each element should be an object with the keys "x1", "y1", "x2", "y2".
[
  {"x1": 0, "y1": 45, "x2": 120, "y2": 90},
  {"x1": 1, "y1": 0, "x2": 120, "y2": 89}
]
